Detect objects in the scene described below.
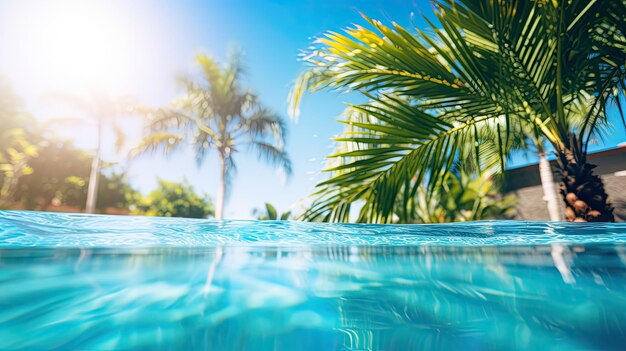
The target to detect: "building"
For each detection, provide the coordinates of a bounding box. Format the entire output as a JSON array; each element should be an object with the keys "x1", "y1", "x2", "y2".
[{"x1": 505, "y1": 144, "x2": 626, "y2": 222}]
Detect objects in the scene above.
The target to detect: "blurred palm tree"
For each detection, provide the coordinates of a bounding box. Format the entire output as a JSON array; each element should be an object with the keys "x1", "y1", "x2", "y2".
[
  {"x1": 290, "y1": 0, "x2": 625, "y2": 222},
  {"x1": 47, "y1": 89, "x2": 134, "y2": 213},
  {"x1": 132, "y1": 52, "x2": 291, "y2": 219}
]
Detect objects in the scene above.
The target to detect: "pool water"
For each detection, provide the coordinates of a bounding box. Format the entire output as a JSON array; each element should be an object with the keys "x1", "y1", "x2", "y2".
[{"x1": 1, "y1": 211, "x2": 626, "y2": 350}]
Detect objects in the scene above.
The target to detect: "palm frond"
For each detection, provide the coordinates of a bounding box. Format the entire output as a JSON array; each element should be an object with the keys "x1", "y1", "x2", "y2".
[
  {"x1": 195, "y1": 53, "x2": 224, "y2": 91},
  {"x1": 288, "y1": 67, "x2": 334, "y2": 120},
  {"x1": 243, "y1": 109, "x2": 288, "y2": 145},
  {"x1": 303, "y1": 96, "x2": 512, "y2": 223},
  {"x1": 128, "y1": 133, "x2": 184, "y2": 159},
  {"x1": 248, "y1": 141, "x2": 292, "y2": 176}
]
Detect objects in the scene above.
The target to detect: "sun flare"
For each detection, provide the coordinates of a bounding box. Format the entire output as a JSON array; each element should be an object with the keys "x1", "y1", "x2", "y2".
[{"x1": 12, "y1": 0, "x2": 135, "y2": 94}]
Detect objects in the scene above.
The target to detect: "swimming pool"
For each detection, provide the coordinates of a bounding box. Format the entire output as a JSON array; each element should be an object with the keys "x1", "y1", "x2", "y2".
[{"x1": 1, "y1": 210, "x2": 625, "y2": 350}]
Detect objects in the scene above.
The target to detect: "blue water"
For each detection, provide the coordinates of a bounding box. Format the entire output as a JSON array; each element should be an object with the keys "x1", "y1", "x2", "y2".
[{"x1": 1, "y1": 211, "x2": 626, "y2": 350}]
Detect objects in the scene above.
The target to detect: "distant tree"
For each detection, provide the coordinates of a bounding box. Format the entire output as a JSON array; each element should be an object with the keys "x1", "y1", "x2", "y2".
[
  {"x1": 131, "y1": 179, "x2": 214, "y2": 218},
  {"x1": 132, "y1": 52, "x2": 291, "y2": 219},
  {"x1": 13, "y1": 139, "x2": 89, "y2": 209},
  {"x1": 253, "y1": 202, "x2": 292, "y2": 220},
  {"x1": 47, "y1": 88, "x2": 134, "y2": 213},
  {"x1": 0, "y1": 78, "x2": 136, "y2": 212},
  {"x1": 13, "y1": 139, "x2": 134, "y2": 212},
  {"x1": 97, "y1": 172, "x2": 138, "y2": 211}
]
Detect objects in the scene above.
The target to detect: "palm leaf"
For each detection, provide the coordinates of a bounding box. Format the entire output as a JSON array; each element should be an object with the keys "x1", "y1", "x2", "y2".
[
  {"x1": 265, "y1": 203, "x2": 277, "y2": 220},
  {"x1": 128, "y1": 133, "x2": 184, "y2": 159}
]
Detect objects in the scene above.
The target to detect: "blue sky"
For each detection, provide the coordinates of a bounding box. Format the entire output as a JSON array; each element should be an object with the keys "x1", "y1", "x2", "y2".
[{"x1": 0, "y1": 0, "x2": 624, "y2": 218}]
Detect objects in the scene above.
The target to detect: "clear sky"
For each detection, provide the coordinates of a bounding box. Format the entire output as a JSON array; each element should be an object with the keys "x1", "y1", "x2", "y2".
[{"x1": 0, "y1": 0, "x2": 624, "y2": 219}]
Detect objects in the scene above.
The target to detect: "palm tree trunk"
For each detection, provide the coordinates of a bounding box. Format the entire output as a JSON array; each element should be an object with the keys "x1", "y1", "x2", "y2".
[
  {"x1": 555, "y1": 138, "x2": 614, "y2": 222},
  {"x1": 215, "y1": 154, "x2": 226, "y2": 220},
  {"x1": 85, "y1": 120, "x2": 102, "y2": 214},
  {"x1": 537, "y1": 151, "x2": 561, "y2": 221}
]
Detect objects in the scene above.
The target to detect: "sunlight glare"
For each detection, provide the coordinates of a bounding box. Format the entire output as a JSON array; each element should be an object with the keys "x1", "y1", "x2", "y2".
[{"x1": 15, "y1": 0, "x2": 136, "y2": 94}]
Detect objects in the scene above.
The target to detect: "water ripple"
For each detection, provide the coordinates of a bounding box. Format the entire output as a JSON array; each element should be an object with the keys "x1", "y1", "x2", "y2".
[
  {"x1": 1, "y1": 210, "x2": 625, "y2": 248},
  {"x1": 2, "y1": 211, "x2": 626, "y2": 349}
]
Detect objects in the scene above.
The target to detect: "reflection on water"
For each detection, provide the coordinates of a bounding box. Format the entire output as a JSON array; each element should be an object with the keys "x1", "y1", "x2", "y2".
[{"x1": 1, "y1": 244, "x2": 626, "y2": 350}]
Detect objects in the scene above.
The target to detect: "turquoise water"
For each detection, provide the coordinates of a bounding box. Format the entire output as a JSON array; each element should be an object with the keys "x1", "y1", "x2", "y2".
[{"x1": 1, "y1": 211, "x2": 626, "y2": 350}]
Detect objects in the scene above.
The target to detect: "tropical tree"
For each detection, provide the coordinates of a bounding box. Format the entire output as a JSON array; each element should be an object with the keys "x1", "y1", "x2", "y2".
[
  {"x1": 13, "y1": 139, "x2": 92, "y2": 210},
  {"x1": 47, "y1": 88, "x2": 134, "y2": 213},
  {"x1": 130, "y1": 179, "x2": 213, "y2": 218},
  {"x1": 13, "y1": 139, "x2": 136, "y2": 212},
  {"x1": 133, "y1": 52, "x2": 291, "y2": 219},
  {"x1": 516, "y1": 95, "x2": 605, "y2": 221},
  {"x1": 253, "y1": 202, "x2": 292, "y2": 220},
  {"x1": 290, "y1": 0, "x2": 625, "y2": 222}
]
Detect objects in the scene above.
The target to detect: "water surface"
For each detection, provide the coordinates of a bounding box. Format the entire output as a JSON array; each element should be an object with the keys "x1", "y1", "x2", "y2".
[{"x1": 1, "y1": 211, "x2": 626, "y2": 350}]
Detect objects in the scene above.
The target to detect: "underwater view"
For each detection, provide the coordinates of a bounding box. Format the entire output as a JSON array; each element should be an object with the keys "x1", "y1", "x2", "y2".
[{"x1": 1, "y1": 211, "x2": 626, "y2": 350}]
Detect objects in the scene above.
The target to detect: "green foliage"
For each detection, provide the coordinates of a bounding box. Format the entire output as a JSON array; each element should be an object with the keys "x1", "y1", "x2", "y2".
[
  {"x1": 405, "y1": 172, "x2": 516, "y2": 224},
  {"x1": 253, "y1": 203, "x2": 292, "y2": 220},
  {"x1": 291, "y1": 0, "x2": 626, "y2": 223},
  {"x1": 98, "y1": 172, "x2": 138, "y2": 211},
  {"x1": 12, "y1": 139, "x2": 134, "y2": 211},
  {"x1": 0, "y1": 129, "x2": 38, "y2": 207},
  {"x1": 131, "y1": 179, "x2": 214, "y2": 218},
  {"x1": 14, "y1": 140, "x2": 91, "y2": 209}
]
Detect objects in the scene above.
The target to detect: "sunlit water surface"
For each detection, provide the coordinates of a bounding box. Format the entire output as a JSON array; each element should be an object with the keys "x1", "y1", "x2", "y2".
[{"x1": 1, "y1": 211, "x2": 626, "y2": 350}]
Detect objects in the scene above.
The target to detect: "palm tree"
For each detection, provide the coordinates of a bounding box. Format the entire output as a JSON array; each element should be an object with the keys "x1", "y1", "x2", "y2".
[
  {"x1": 47, "y1": 89, "x2": 133, "y2": 213},
  {"x1": 515, "y1": 96, "x2": 604, "y2": 222},
  {"x1": 132, "y1": 52, "x2": 291, "y2": 219},
  {"x1": 290, "y1": 0, "x2": 625, "y2": 222}
]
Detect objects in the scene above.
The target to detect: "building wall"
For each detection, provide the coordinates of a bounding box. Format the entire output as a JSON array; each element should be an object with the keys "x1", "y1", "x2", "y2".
[
  {"x1": 505, "y1": 146, "x2": 626, "y2": 222},
  {"x1": 507, "y1": 174, "x2": 626, "y2": 221}
]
